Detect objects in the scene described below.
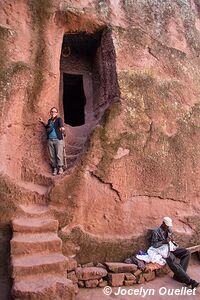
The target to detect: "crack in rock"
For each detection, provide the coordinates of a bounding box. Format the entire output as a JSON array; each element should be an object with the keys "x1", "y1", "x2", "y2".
[
  {"x1": 147, "y1": 46, "x2": 159, "y2": 61},
  {"x1": 90, "y1": 171, "x2": 122, "y2": 202},
  {"x1": 179, "y1": 218, "x2": 198, "y2": 234},
  {"x1": 131, "y1": 193, "x2": 187, "y2": 203},
  {"x1": 143, "y1": 121, "x2": 153, "y2": 150}
]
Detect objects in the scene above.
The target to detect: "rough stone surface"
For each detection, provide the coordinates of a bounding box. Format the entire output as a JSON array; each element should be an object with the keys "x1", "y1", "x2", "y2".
[
  {"x1": 124, "y1": 273, "x2": 136, "y2": 281},
  {"x1": 1, "y1": 1, "x2": 200, "y2": 297},
  {"x1": 13, "y1": 276, "x2": 75, "y2": 300},
  {"x1": 74, "y1": 283, "x2": 79, "y2": 294},
  {"x1": 137, "y1": 274, "x2": 145, "y2": 284},
  {"x1": 75, "y1": 267, "x2": 107, "y2": 281},
  {"x1": 124, "y1": 280, "x2": 136, "y2": 286},
  {"x1": 10, "y1": 208, "x2": 75, "y2": 299},
  {"x1": 108, "y1": 273, "x2": 125, "y2": 287},
  {"x1": 85, "y1": 279, "x2": 99, "y2": 288},
  {"x1": 75, "y1": 261, "x2": 200, "y2": 299},
  {"x1": 143, "y1": 271, "x2": 156, "y2": 282},
  {"x1": 96, "y1": 263, "x2": 107, "y2": 270},
  {"x1": 82, "y1": 262, "x2": 94, "y2": 268},
  {"x1": 98, "y1": 280, "x2": 108, "y2": 288},
  {"x1": 105, "y1": 262, "x2": 138, "y2": 273},
  {"x1": 145, "y1": 263, "x2": 163, "y2": 272},
  {"x1": 155, "y1": 265, "x2": 171, "y2": 276},
  {"x1": 77, "y1": 281, "x2": 85, "y2": 288},
  {"x1": 133, "y1": 269, "x2": 143, "y2": 276},
  {"x1": 67, "y1": 258, "x2": 78, "y2": 272},
  {"x1": 67, "y1": 271, "x2": 78, "y2": 284}
]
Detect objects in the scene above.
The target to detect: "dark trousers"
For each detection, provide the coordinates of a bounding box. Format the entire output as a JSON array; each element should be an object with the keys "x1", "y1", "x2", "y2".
[{"x1": 166, "y1": 247, "x2": 191, "y2": 284}]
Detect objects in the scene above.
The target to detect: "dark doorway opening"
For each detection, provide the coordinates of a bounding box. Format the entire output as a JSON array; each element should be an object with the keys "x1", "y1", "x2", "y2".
[
  {"x1": 63, "y1": 73, "x2": 86, "y2": 126},
  {"x1": 59, "y1": 28, "x2": 120, "y2": 167}
]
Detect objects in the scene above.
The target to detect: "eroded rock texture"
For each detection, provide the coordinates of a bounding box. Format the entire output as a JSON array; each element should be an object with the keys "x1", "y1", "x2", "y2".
[{"x1": 1, "y1": 0, "x2": 200, "y2": 273}]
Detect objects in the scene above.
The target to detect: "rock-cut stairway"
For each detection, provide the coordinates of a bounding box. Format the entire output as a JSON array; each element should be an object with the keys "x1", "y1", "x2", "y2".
[{"x1": 10, "y1": 204, "x2": 75, "y2": 300}]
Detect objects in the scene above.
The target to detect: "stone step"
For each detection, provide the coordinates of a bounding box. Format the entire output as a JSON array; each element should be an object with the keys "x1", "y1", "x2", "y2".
[
  {"x1": 17, "y1": 181, "x2": 50, "y2": 195},
  {"x1": 65, "y1": 145, "x2": 83, "y2": 155},
  {"x1": 66, "y1": 154, "x2": 80, "y2": 160},
  {"x1": 65, "y1": 154, "x2": 80, "y2": 168},
  {"x1": 11, "y1": 233, "x2": 62, "y2": 255},
  {"x1": 12, "y1": 253, "x2": 69, "y2": 278},
  {"x1": 65, "y1": 132, "x2": 87, "y2": 145},
  {"x1": 12, "y1": 218, "x2": 58, "y2": 233},
  {"x1": 16, "y1": 190, "x2": 46, "y2": 206},
  {"x1": 13, "y1": 275, "x2": 75, "y2": 300},
  {"x1": 65, "y1": 143, "x2": 83, "y2": 150},
  {"x1": 65, "y1": 127, "x2": 90, "y2": 141},
  {"x1": 18, "y1": 204, "x2": 51, "y2": 218}
]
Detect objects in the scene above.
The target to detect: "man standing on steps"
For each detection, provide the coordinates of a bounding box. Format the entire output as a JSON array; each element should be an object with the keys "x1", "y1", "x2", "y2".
[
  {"x1": 150, "y1": 217, "x2": 199, "y2": 289},
  {"x1": 39, "y1": 107, "x2": 65, "y2": 176}
]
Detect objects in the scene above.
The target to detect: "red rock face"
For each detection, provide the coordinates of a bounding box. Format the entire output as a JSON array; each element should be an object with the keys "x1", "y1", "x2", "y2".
[{"x1": 0, "y1": 0, "x2": 200, "y2": 270}]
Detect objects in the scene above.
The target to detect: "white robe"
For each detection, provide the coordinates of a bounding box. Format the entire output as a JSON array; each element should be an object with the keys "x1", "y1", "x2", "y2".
[{"x1": 136, "y1": 241, "x2": 178, "y2": 266}]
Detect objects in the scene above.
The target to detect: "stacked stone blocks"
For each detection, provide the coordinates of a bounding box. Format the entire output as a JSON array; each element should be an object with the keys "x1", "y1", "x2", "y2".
[{"x1": 67, "y1": 261, "x2": 170, "y2": 289}]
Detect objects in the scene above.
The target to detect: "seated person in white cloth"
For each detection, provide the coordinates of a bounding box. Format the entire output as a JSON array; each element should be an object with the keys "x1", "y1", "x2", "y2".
[{"x1": 150, "y1": 217, "x2": 199, "y2": 289}]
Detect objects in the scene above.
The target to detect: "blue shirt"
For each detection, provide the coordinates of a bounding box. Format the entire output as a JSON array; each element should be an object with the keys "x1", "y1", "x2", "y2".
[
  {"x1": 48, "y1": 121, "x2": 58, "y2": 139},
  {"x1": 46, "y1": 117, "x2": 64, "y2": 140}
]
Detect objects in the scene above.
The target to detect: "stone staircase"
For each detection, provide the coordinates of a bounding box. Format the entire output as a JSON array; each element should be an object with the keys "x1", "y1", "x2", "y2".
[
  {"x1": 9, "y1": 123, "x2": 96, "y2": 298},
  {"x1": 10, "y1": 204, "x2": 75, "y2": 300},
  {"x1": 64, "y1": 123, "x2": 94, "y2": 168}
]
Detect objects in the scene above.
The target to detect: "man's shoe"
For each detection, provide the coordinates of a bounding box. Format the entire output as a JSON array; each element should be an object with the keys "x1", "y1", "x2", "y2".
[
  {"x1": 58, "y1": 167, "x2": 64, "y2": 175},
  {"x1": 53, "y1": 168, "x2": 57, "y2": 176},
  {"x1": 190, "y1": 279, "x2": 199, "y2": 289}
]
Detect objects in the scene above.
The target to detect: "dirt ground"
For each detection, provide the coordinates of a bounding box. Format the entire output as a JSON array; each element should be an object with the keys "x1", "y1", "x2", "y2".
[{"x1": 76, "y1": 256, "x2": 200, "y2": 300}]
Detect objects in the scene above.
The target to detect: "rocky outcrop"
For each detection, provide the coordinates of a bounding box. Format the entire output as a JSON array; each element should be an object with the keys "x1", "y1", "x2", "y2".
[{"x1": 1, "y1": 1, "x2": 200, "y2": 291}]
